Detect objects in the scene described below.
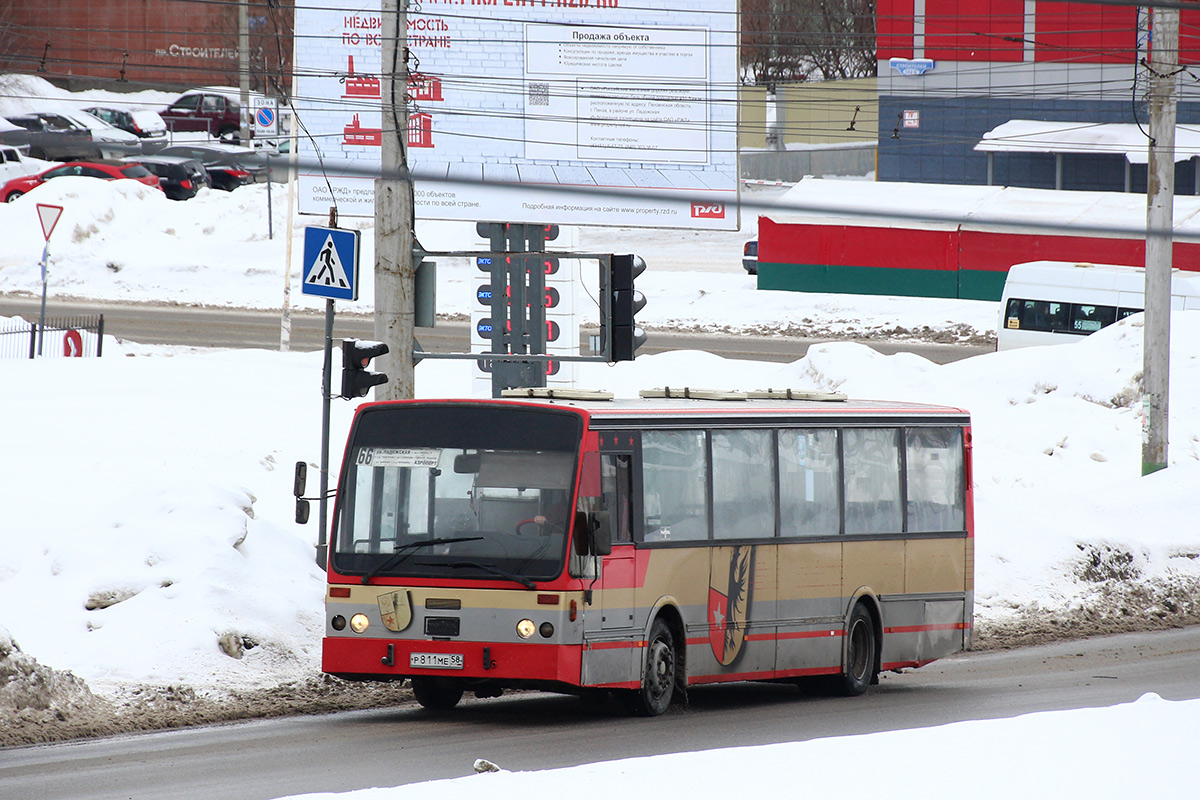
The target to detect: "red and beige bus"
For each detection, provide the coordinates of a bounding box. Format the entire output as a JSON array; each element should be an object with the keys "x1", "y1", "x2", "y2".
[{"x1": 321, "y1": 389, "x2": 973, "y2": 716}]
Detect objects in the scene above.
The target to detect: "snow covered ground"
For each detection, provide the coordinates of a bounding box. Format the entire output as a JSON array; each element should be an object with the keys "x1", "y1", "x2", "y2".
[
  {"x1": 278, "y1": 692, "x2": 1197, "y2": 800},
  {"x1": 2, "y1": 72, "x2": 1199, "y2": 797}
]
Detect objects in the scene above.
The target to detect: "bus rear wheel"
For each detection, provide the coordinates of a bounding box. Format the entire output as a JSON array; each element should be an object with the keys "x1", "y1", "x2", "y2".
[
  {"x1": 624, "y1": 617, "x2": 677, "y2": 716},
  {"x1": 832, "y1": 603, "x2": 877, "y2": 697},
  {"x1": 411, "y1": 677, "x2": 464, "y2": 710}
]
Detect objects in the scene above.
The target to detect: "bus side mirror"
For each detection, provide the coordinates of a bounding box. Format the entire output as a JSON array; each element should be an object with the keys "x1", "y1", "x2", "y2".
[
  {"x1": 591, "y1": 510, "x2": 612, "y2": 556},
  {"x1": 573, "y1": 511, "x2": 612, "y2": 557},
  {"x1": 453, "y1": 453, "x2": 480, "y2": 473},
  {"x1": 294, "y1": 461, "x2": 310, "y2": 524}
]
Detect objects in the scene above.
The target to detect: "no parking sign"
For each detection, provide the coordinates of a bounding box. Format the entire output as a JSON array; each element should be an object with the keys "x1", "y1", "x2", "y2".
[{"x1": 252, "y1": 96, "x2": 279, "y2": 136}]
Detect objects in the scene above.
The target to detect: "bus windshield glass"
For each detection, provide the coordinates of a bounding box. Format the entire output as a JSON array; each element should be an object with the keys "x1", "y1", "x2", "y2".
[{"x1": 331, "y1": 404, "x2": 582, "y2": 583}]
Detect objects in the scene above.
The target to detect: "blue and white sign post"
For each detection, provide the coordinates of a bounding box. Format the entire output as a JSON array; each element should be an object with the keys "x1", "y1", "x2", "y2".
[
  {"x1": 303, "y1": 226, "x2": 360, "y2": 301},
  {"x1": 302, "y1": 224, "x2": 362, "y2": 568}
]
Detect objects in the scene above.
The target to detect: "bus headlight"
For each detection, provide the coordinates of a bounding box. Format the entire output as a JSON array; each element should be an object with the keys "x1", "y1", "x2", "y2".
[
  {"x1": 350, "y1": 613, "x2": 370, "y2": 634},
  {"x1": 516, "y1": 618, "x2": 536, "y2": 639}
]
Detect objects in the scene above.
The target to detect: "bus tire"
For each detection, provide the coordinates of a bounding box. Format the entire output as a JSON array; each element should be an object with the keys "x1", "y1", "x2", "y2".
[
  {"x1": 411, "y1": 677, "x2": 464, "y2": 710},
  {"x1": 833, "y1": 603, "x2": 877, "y2": 697},
  {"x1": 624, "y1": 617, "x2": 677, "y2": 716}
]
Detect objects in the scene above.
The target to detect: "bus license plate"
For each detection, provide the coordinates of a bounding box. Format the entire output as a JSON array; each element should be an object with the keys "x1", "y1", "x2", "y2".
[{"x1": 410, "y1": 652, "x2": 464, "y2": 670}]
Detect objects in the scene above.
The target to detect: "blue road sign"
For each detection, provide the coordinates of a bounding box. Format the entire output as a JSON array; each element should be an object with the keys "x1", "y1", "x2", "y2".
[
  {"x1": 302, "y1": 226, "x2": 360, "y2": 301},
  {"x1": 256, "y1": 107, "x2": 275, "y2": 128}
]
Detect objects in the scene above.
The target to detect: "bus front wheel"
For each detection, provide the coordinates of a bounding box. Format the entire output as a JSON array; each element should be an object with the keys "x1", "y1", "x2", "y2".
[
  {"x1": 624, "y1": 617, "x2": 677, "y2": 716},
  {"x1": 832, "y1": 603, "x2": 877, "y2": 697},
  {"x1": 411, "y1": 677, "x2": 464, "y2": 710}
]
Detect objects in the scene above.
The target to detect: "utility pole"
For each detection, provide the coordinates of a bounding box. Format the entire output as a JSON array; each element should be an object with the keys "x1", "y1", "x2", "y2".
[
  {"x1": 238, "y1": 0, "x2": 251, "y2": 143},
  {"x1": 375, "y1": 0, "x2": 416, "y2": 401},
  {"x1": 1143, "y1": 6, "x2": 1178, "y2": 476}
]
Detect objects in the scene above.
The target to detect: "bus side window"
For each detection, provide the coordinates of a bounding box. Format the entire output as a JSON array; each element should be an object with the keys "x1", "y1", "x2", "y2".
[
  {"x1": 778, "y1": 428, "x2": 840, "y2": 536},
  {"x1": 1070, "y1": 303, "x2": 1116, "y2": 333},
  {"x1": 1042, "y1": 302, "x2": 1069, "y2": 332},
  {"x1": 844, "y1": 428, "x2": 902, "y2": 535},
  {"x1": 641, "y1": 429, "x2": 708, "y2": 541},
  {"x1": 905, "y1": 427, "x2": 965, "y2": 533},
  {"x1": 1004, "y1": 299, "x2": 1019, "y2": 329},
  {"x1": 600, "y1": 454, "x2": 633, "y2": 544},
  {"x1": 711, "y1": 429, "x2": 774, "y2": 539}
]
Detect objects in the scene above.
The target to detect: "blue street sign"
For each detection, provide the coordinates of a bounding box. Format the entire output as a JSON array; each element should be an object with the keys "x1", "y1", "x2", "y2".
[
  {"x1": 256, "y1": 107, "x2": 275, "y2": 128},
  {"x1": 302, "y1": 226, "x2": 360, "y2": 301}
]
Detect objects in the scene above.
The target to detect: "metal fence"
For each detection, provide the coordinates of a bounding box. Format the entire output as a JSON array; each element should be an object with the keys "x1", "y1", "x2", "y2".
[{"x1": 0, "y1": 314, "x2": 104, "y2": 358}]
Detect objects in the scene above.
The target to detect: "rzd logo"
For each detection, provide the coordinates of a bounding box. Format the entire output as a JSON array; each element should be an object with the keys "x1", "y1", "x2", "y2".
[{"x1": 691, "y1": 203, "x2": 725, "y2": 219}]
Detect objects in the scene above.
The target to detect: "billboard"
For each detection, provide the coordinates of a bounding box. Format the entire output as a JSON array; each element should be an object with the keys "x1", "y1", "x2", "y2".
[{"x1": 293, "y1": 0, "x2": 739, "y2": 229}]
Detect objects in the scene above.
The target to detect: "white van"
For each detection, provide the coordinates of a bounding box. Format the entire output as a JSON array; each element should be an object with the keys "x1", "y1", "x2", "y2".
[{"x1": 998, "y1": 260, "x2": 1200, "y2": 350}]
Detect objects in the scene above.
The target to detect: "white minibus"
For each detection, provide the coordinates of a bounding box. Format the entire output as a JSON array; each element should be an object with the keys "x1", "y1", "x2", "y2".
[{"x1": 998, "y1": 260, "x2": 1200, "y2": 350}]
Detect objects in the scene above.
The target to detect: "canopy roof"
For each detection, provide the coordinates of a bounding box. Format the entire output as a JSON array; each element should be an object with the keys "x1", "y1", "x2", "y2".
[{"x1": 975, "y1": 120, "x2": 1200, "y2": 165}]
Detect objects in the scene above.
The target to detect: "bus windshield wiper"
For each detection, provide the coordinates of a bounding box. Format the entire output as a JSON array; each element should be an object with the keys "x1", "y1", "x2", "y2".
[
  {"x1": 360, "y1": 536, "x2": 484, "y2": 585},
  {"x1": 420, "y1": 560, "x2": 537, "y2": 590}
]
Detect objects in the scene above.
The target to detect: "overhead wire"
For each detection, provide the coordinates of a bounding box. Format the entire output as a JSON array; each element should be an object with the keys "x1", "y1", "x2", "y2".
[{"x1": 4, "y1": 1, "x2": 1200, "y2": 163}]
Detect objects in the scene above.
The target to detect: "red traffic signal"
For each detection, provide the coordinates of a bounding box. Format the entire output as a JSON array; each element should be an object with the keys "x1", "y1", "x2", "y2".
[{"x1": 341, "y1": 338, "x2": 389, "y2": 398}]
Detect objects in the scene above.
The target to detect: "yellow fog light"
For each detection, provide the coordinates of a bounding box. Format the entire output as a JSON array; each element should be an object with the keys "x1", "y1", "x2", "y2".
[
  {"x1": 350, "y1": 613, "x2": 370, "y2": 634},
  {"x1": 516, "y1": 618, "x2": 536, "y2": 639}
]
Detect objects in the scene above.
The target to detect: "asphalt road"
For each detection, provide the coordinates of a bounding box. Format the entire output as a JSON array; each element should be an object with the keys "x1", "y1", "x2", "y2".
[
  {"x1": 2, "y1": 626, "x2": 1198, "y2": 800},
  {"x1": 0, "y1": 295, "x2": 992, "y2": 363}
]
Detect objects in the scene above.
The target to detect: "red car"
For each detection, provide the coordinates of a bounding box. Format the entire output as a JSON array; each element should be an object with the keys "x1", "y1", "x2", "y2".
[{"x1": 1, "y1": 160, "x2": 162, "y2": 202}]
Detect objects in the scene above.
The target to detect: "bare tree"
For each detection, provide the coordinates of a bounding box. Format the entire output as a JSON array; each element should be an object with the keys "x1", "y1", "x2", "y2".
[
  {"x1": 0, "y1": 1, "x2": 25, "y2": 72},
  {"x1": 742, "y1": 0, "x2": 876, "y2": 85}
]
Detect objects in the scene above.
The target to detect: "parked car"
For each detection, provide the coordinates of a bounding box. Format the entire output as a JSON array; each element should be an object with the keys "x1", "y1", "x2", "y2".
[
  {"x1": 0, "y1": 112, "x2": 98, "y2": 161},
  {"x1": 126, "y1": 154, "x2": 210, "y2": 200},
  {"x1": 0, "y1": 160, "x2": 162, "y2": 202},
  {"x1": 59, "y1": 110, "x2": 143, "y2": 159},
  {"x1": 743, "y1": 239, "x2": 758, "y2": 275},
  {"x1": 160, "y1": 89, "x2": 241, "y2": 138},
  {"x1": 83, "y1": 105, "x2": 168, "y2": 142},
  {"x1": 0, "y1": 143, "x2": 39, "y2": 183},
  {"x1": 155, "y1": 143, "x2": 269, "y2": 191}
]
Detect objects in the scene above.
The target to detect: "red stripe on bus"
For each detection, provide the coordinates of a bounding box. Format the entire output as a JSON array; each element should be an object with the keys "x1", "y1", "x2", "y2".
[
  {"x1": 775, "y1": 629, "x2": 843, "y2": 641},
  {"x1": 589, "y1": 680, "x2": 641, "y2": 690},
  {"x1": 690, "y1": 665, "x2": 840, "y2": 684},
  {"x1": 588, "y1": 640, "x2": 646, "y2": 651},
  {"x1": 710, "y1": 629, "x2": 847, "y2": 645},
  {"x1": 883, "y1": 622, "x2": 971, "y2": 634}
]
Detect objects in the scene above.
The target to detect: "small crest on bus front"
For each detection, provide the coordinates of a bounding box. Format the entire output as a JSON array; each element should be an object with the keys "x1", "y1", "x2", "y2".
[
  {"x1": 708, "y1": 545, "x2": 753, "y2": 666},
  {"x1": 378, "y1": 589, "x2": 412, "y2": 632}
]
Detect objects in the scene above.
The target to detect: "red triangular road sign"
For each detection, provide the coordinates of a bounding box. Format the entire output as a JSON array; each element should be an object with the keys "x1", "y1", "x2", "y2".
[{"x1": 37, "y1": 204, "x2": 64, "y2": 241}]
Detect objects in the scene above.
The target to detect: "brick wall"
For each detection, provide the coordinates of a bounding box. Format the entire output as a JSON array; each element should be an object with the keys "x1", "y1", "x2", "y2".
[{"x1": 1, "y1": 0, "x2": 292, "y2": 94}]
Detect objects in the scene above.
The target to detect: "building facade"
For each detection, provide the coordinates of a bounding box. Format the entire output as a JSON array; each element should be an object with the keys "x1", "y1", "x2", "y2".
[
  {"x1": 0, "y1": 0, "x2": 293, "y2": 95},
  {"x1": 875, "y1": 1, "x2": 1200, "y2": 191}
]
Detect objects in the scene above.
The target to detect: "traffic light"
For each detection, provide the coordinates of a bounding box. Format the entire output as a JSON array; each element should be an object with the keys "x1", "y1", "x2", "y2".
[
  {"x1": 603, "y1": 254, "x2": 647, "y2": 362},
  {"x1": 341, "y1": 338, "x2": 389, "y2": 398}
]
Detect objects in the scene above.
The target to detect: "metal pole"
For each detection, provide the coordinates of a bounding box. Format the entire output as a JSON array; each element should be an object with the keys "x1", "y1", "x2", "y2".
[
  {"x1": 280, "y1": 159, "x2": 295, "y2": 351},
  {"x1": 317, "y1": 296, "x2": 334, "y2": 568},
  {"x1": 1143, "y1": 6, "x2": 1179, "y2": 476},
  {"x1": 375, "y1": 0, "x2": 416, "y2": 401},
  {"x1": 280, "y1": 43, "x2": 300, "y2": 352},
  {"x1": 238, "y1": 0, "x2": 251, "y2": 144},
  {"x1": 266, "y1": 157, "x2": 274, "y2": 240},
  {"x1": 37, "y1": 243, "x2": 48, "y2": 356}
]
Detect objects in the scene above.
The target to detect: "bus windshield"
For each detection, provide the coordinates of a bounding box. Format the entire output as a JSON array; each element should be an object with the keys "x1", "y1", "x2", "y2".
[{"x1": 331, "y1": 404, "x2": 582, "y2": 583}]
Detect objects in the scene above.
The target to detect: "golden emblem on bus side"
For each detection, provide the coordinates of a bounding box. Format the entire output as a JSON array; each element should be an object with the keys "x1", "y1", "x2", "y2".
[
  {"x1": 378, "y1": 590, "x2": 412, "y2": 632},
  {"x1": 708, "y1": 545, "x2": 753, "y2": 666}
]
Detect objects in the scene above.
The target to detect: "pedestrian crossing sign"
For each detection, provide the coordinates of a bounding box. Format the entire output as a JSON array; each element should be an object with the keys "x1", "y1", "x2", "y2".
[{"x1": 302, "y1": 226, "x2": 360, "y2": 301}]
